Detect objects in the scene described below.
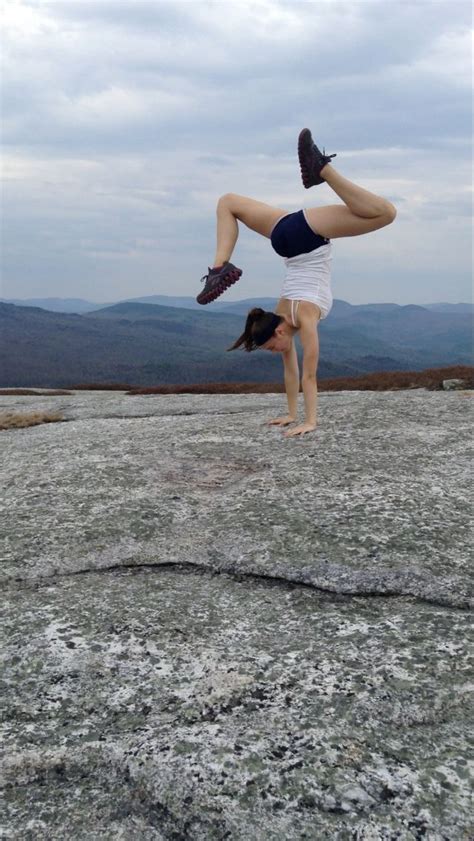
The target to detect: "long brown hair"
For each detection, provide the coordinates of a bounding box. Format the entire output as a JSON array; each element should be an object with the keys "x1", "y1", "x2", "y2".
[{"x1": 227, "y1": 308, "x2": 283, "y2": 352}]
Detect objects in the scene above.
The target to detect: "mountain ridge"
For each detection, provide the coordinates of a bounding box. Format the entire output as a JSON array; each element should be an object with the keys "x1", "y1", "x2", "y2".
[
  {"x1": 1, "y1": 295, "x2": 472, "y2": 315},
  {"x1": 1, "y1": 300, "x2": 472, "y2": 388}
]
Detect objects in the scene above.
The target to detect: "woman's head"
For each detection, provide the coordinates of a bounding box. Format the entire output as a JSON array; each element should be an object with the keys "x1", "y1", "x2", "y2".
[{"x1": 227, "y1": 307, "x2": 293, "y2": 353}]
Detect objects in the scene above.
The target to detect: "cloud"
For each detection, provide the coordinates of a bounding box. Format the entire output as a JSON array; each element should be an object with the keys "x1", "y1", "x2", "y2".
[
  {"x1": 1, "y1": 0, "x2": 472, "y2": 304},
  {"x1": 4, "y1": 0, "x2": 471, "y2": 152}
]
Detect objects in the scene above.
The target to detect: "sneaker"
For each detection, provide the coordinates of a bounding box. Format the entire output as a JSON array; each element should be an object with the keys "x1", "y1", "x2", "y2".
[
  {"x1": 196, "y1": 261, "x2": 242, "y2": 305},
  {"x1": 298, "y1": 128, "x2": 337, "y2": 188}
]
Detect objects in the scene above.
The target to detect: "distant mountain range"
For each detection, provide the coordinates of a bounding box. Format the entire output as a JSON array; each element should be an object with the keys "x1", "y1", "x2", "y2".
[
  {"x1": 0, "y1": 298, "x2": 472, "y2": 388},
  {"x1": 1, "y1": 295, "x2": 472, "y2": 315}
]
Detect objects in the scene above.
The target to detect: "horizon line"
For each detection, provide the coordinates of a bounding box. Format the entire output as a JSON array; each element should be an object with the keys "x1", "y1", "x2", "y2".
[{"x1": 1, "y1": 296, "x2": 472, "y2": 309}]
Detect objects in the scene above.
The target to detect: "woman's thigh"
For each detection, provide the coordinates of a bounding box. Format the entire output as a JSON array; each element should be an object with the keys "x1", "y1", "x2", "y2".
[
  {"x1": 222, "y1": 193, "x2": 288, "y2": 238},
  {"x1": 305, "y1": 204, "x2": 395, "y2": 239}
]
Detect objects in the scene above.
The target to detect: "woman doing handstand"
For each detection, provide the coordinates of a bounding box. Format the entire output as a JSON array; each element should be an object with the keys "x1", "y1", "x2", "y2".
[{"x1": 197, "y1": 129, "x2": 397, "y2": 437}]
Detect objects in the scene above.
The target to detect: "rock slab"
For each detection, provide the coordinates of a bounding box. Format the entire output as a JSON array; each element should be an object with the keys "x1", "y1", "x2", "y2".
[{"x1": 1, "y1": 390, "x2": 473, "y2": 839}]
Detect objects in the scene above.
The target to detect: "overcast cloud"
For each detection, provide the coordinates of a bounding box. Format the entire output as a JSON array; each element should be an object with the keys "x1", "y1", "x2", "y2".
[{"x1": 1, "y1": 0, "x2": 472, "y2": 305}]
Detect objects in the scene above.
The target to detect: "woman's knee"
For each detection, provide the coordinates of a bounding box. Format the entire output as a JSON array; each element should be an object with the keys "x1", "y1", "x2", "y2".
[
  {"x1": 217, "y1": 192, "x2": 238, "y2": 210},
  {"x1": 384, "y1": 202, "x2": 397, "y2": 223}
]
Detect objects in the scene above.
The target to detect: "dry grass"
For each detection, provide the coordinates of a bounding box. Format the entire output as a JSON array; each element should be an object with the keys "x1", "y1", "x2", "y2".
[
  {"x1": 128, "y1": 382, "x2": 286, "y2": 395},
  {"x1": 70, "y1": 383, "x2": 133, "y2": 391},
  {"x1": 127, "y1": 366, "x2": 474, "y2": 395},
  {"x1": 0, "y1": 411, "x2": 65, "y2": 430},
  {"x1": 0, "y1": 389, "x2": 72, "y2": 396},
  {"x1": 318, "y1": 365, "x2": 474, "y2": 392},
  {"x1": 3, "y1": 365, "x2": 472, "y2": 397}
]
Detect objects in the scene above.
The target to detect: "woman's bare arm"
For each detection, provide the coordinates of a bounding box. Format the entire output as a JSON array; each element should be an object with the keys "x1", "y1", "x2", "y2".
[
  {"x1": 266, "y1": 339, "x2": 299, "y2": 426},
  {"x1": 283, "y1": 315, "x2": 319, "y2": 437}
]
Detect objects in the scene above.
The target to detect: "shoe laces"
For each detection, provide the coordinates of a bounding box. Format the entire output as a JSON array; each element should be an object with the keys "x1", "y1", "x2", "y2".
[
  {"x1": 200, "y1": 268, "x2": 213, "y2": 284},
  {"x1": 200, "y1": 265, "x2": 224, "y2": 283}
]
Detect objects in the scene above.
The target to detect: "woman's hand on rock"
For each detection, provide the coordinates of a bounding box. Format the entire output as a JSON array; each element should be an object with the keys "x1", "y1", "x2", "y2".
[
  {"x1": 283, "y1": 422, "x2": 316, "y2": 438},
  {"x1": 265, "y1": 415, "x2": 296, "y2": 427}
]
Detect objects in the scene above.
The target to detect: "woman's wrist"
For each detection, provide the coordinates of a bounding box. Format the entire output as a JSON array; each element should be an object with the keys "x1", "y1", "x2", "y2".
[{"x1": 301, "y1": 377, "x2": 317, "y2": 426}]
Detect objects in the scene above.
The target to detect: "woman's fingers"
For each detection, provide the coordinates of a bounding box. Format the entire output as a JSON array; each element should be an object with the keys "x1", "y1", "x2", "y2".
[
  {"x1": 265, "y1": 416, "x2": 295, "y2": 426},
  {"x1": 284, "y1": 423, "x2": 316, "y2": 437}
]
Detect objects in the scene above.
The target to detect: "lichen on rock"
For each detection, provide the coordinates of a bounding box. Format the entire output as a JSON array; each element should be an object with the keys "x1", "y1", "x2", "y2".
[{"x1": 1, "y1": 390, "x2": 472, "y2": 839}]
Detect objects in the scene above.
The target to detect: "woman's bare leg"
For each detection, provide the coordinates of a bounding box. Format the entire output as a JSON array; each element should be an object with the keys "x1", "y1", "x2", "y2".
[
  {"x1": 305, "y1": 164, "x2": 397, "y2": 239},
  {"x1": 213, "y1": 193, "x2": 287, "y2": 267}
]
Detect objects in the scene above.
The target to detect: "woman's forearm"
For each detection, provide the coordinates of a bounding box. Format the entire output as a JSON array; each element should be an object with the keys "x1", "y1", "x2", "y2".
[
  {"x1": 301, "y1": 375, "x2": 318, "y2": 425},
  {"x1": 284, "y1": 368, "x2": 300, "y2": 418}
]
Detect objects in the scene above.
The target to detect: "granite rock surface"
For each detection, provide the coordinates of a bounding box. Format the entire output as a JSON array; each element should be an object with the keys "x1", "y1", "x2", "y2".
[{"x1": 1, "y1": 389, "x2": 473, "y2": 839}]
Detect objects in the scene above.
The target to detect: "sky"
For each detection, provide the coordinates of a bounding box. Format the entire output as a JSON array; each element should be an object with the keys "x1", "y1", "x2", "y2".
[{"x1": 1, "y1": 0, "x2": 472, "y2": 306}]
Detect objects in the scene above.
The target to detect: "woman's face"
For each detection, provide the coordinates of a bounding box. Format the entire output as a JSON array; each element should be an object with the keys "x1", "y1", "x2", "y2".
[{"x1": 262, "y1": 327, "x2": 292, "y2": 354}]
